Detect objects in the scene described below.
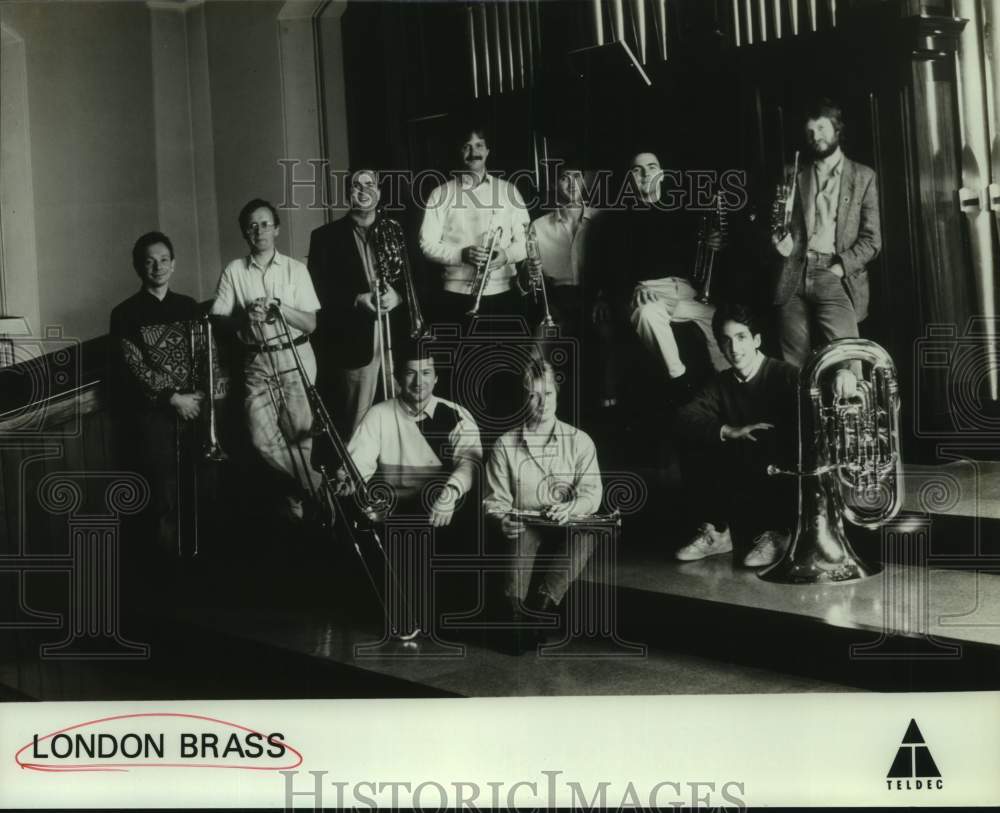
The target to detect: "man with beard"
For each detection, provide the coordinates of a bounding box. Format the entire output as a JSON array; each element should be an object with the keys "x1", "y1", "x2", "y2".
[
  {"x1": 771, "y1": 98, "x2": 881, "y2": 366},
  {"x1": 307, "y1": 169, "x2": 403, "y2": 437},
  {"x1": 419, "y1": 125, "x2": 530, "y2": 327}
]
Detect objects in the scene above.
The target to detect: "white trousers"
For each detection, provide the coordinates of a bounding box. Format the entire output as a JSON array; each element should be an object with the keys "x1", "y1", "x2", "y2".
[{"x1": 628, "y1": 277, "x2": 728, "y2": 376}]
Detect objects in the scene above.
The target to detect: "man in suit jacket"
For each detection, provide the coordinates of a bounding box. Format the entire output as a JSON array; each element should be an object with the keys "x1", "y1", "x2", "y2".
[
  {"x1": 772, "y1": 99, "x2": 881, "y2": 366},
  {"x1": 307, "y1": 169, "x2": 403, "y2": 438}
]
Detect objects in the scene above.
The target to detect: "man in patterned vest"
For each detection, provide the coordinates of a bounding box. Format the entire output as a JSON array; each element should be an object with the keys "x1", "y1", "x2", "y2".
[{"x1": 339, "y1": 339, "x2": 483, "y2": 528}]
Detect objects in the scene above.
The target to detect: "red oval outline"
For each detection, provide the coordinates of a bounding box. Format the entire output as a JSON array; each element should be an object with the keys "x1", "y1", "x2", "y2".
[{"x1": 15, "y1": 712, "x2": 304, "y2": 773}]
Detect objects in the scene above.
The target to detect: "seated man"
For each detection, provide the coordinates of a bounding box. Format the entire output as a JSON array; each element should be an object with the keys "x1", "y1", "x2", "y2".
[
  {"x1": 592, "y1": 150, "x2": 728, "y2": 402},
  {"x1": 484, "y1": 360, "x2": 603, "y2": 649},
  {"x1": 341, "y1": 339, "x2": 482, "y2": 525},
  {"x1": 674, "y1": 303, "x2": 855, "y2": 567}
]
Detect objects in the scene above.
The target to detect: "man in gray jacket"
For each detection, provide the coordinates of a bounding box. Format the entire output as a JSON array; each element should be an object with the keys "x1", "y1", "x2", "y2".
[{"x1": 772, "y1": 98, "x2": 881, "y2": 366}]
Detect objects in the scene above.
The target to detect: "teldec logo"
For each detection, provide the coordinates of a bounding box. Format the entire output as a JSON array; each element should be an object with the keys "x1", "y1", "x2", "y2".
[{"x1": 886, "y1": 719, "x2": 943, "y2": 791}]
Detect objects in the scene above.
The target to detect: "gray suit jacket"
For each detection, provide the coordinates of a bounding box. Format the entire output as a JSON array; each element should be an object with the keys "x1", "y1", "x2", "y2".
[{"x1": 772, "y1": 156, "x2": 881, "y2": 322}]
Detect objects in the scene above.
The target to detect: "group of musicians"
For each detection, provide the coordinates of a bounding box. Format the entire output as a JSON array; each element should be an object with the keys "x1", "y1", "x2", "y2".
[{"x1": 111, "y1": 96, "x2": 880, "y2": 652}]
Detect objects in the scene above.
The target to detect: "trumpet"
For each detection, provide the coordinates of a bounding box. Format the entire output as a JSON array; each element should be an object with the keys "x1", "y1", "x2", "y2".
[
  {"x1": 771, "y1": 149, "x2": 800, "y2": 240},
  {"x1": 251, "y1": 306, "x2": 419, "y2": 639},
  {"x1": 524, "y1": 223, "x2": 556, "y2": 328},
  {"x1": 467, "y1": 214, "x2": 504, "y2": 317},
  {"x1": 495, "y1": 508, "x2": 622, "y2": 528},
  {"x1": 693, "y1": 193, "x2": 727, "y2": 305},
  {"x1": 370, "y1": 215, "x2": 426, "y2": 398}
]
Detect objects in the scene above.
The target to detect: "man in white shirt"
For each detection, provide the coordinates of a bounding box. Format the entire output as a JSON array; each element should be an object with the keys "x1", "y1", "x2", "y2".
[
  {"x1": 340, "y1": 340, "x2": 482, "y2": 527},
  {"x1": 525, "y1": 159, "x2": 616, "y2": 410},
  {"x1": 419, "y1": 125, "x2": 530, "y2": 327},
  {"x1": 210, "y1": 198, "x2": 324, "y2": 521}
]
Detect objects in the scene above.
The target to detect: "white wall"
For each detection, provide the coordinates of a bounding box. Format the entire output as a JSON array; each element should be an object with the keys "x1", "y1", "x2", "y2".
[{"x1": 0, "y1": 0, "x2": 350, "y2": 343}]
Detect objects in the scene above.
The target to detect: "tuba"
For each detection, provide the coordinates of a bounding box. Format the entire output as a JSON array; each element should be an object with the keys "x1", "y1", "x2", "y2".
[
  {"x1": 370, "y1": 214, "x2": 426, "y2": 398},
  {"x1": 761, "y1": 339, "x2": 903, "y2": 584}
]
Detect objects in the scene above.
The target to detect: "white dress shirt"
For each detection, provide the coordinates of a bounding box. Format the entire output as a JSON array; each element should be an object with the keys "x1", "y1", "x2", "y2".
[
  {"x1": 210, "y1": 250, "x2": 321, "y2": 345},
  {"x1": 530, "y1": 206, "x2": 596, "y2": 287}
]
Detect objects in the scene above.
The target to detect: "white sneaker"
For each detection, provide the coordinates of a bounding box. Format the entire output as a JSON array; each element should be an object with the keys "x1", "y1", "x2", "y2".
[
  {"x1": 743, "y1": 530, "x2": 790, "y2": 567},
  {"x1": 676, "y1": 523, "x2": 733, "y2": 561}
]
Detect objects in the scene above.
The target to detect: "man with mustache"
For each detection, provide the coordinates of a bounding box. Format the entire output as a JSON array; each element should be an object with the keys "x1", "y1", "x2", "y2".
[
  {"x1": 771, "y1": 98, "x2": 881, "y2": 366},
  {"x1": 111, "y1": 231, "x2": 203, "y2": 554},
  {"x1": 307, "y1": 168, "x2": 403, "y2": 438},
  {"x1": 419, "y1": 125, "x2": 530, "y2": 328}
]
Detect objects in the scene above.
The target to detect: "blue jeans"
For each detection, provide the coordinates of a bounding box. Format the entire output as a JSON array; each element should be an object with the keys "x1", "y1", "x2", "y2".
[{"x1": 778, "y1": 252, "x2": 859, "y2": 367}]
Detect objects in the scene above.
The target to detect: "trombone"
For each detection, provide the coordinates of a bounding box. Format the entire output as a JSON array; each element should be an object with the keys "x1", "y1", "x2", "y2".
[
  {"x1": 250, "y1": 305, "x2": 419, "y2": 640},
  {"x1": 370, "y1": 215, "x2": 426, "y2": 399},
  {"x1": 179, "y1": 314, "x2": 228, "y2": 557},
  {"x1": 191, "y1": 314, "x2": 227, "y2": 463}
]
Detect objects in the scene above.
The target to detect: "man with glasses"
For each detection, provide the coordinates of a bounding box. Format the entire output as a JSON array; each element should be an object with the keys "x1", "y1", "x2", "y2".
[
  {"x1": 210, "y1": 198, "x2": 324, "y2": 522},
  {"x1": 307, "y1": 168, "x2": 403, "y2": 438}
]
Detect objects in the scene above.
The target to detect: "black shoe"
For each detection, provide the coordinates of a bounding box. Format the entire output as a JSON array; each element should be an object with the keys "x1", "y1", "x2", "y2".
[
  {"x1": 525, "y1": 592, "x2": 560, "y2": 643},
  {"x1": 500, "y1": 605, "x2": 544, "y2": 656}
]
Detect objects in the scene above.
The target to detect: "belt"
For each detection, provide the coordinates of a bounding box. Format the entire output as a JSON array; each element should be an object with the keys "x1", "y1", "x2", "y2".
[
  {"x1": 246, "y1": 334, "x2": 309, "y2": 355},
  {"x1": 806, "y1": 250, "x2": 834, "y2": 260}
]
